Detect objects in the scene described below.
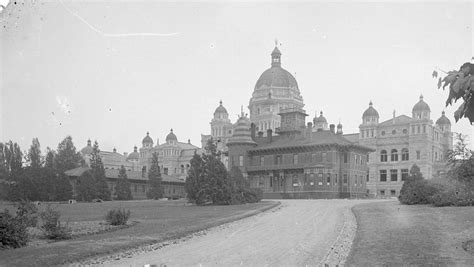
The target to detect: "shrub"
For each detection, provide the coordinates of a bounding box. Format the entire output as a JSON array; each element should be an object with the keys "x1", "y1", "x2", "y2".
[
  {"x1": 430, "y1": 180, "x2": 474, "y2": 207},
  {"x1": 0, "y1": 209, "x2": 29, "y2": 249},
  {"x1": 15, "y1": 200, "x2": 38, "y2": 227},
  {"x1": 40, "y1": 205, "x2": 71, "y2": 240},
  {"x1": 398, "y1": 180, "x2": 441, "y2": 205},
  {"x1": 243, "y1": 188, "x2": 263, "y2": 203},
  {"x1": 105, "y1": 208, "x2": 131, "y2": 225}
]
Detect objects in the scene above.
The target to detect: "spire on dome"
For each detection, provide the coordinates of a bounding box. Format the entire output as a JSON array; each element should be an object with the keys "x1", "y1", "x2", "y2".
[{"x1": 271, "y1": 41, "x2": 282, "y2": 67}]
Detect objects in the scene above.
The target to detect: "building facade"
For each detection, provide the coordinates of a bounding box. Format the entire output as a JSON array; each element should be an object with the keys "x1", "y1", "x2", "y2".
[
  {"x1": 227, "y1": 108, "x2": 373, "y2": 199},
  {"x1": 343, "y1": 97, "x2": 453, "y2": 197}
]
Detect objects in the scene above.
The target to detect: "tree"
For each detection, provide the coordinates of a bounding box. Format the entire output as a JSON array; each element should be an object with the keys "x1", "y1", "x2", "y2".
[
  {"x1": 54, "y1": 136, "x2": 82, "y2": 174},
  {"x1": 4, "y1": 141, "x2": 23, "y2": 179},
  {"x1": 446, "y1": 133, "x2": 472, "y2": 166},
  {"x1": 398, "y1": 164, "x2": 437, "y2": 205},
  {"x1": 90, "y1": 141, "x2": 111, "y2": 201},
  {"x1": 115, "y1": 165, "x2": 132, "y2": 200},
  {"x1": 55, "y1": 173, "x2": 73, "y2": 201},
  {"x1": 0, "y1": 143, "x2": 8, "y2": 180},
  {"x1": 147, "y1": 152, "x2": 164, "y2": 199},
  {"x1": 407, "y1": 164, "x2": 424, "y2": 182},
  {"x1": 26, "y1": 138, "x2": 42, "y2": 169},
  {"x1": 185, "y1": 152, "x2": 207, "y2": 204},
  {"x1": 76, "y1": 170, "x2": 97, "y2": 202},
  {"x1": 434, "y1": 62, "x2": 474, "y2": 123},
  {"x1": 44, "y1": 147, "x2": 56, "y2": 170},
  {"x1": 185, "y1": 139, "x2": 231, "y2": 205}
]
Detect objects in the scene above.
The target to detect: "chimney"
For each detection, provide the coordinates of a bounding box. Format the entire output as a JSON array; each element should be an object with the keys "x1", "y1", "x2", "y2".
[
  {"x1": 188, "y1": 139, "x2": 191, "y2": 144},
  {"x1": 393, "y1": 110, "x2": 396, "y2": 124},
  {"x1": 123, "y1": 152, "x2": 128, "y2": 157},
  {"x1": 330, "y1": 124, "x2": 335, "y2": 134},
  {"x1": 250, "y1": 123, "x2": 256, "y2": 139},
  {"x1": 337, "y1": 123, "x2": 343, "y2": 135},
  {"x1": 267, "y1": 129, "x2": 273, "y2": 143},
  {"x1": 307, "y1": 122, "x2": 313, "y2": 141},
  {"x1": 258, "y1": 131, "x2": 264, "y2": 137}
]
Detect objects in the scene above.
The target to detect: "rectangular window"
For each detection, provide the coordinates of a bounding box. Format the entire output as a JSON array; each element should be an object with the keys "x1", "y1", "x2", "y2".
[
  {"x1": 423, "y1": 125, "x2": 426, "y2": 133},
  {"x1": 311, "y1": 154, "x2": 316, "y2": 162},
  {"x1": 343, "y1": 174, "x2": 348, "y2": 184},
  {"x1": 260, "y1": 156, "x2": 265, "y2": 166},
  {"x1": 417, "y1": 125, "x2": 420, "y2": 134},
  {"x1": 355, "y1": 175, "x2": 358, "y2": 186},
  {"x1": 293, "y1": 154, "x2": 298, "y2": 165},
  {"x1": 270, "y1": 176, "x2": 273, "y2": 187},
  {"x1": 239, "y1": 155, "x2": 244, "y2": 166},
  {"x1": 390, "y1": 169, "x2": 398, "y2": 182},
  {"x1": 380, "y1": 170, "x2": 387, "y2": 182},
  {"x1": 322, "y1": 152, "x2": 327, "y2": 162},
  {"x1": 380, "y1": 190, "x2": 385, "y2": 196},
  {"x1": 327, "y1": 173, "x2": 331, "y2": 185},
  {"x1": 401, "y1": 169, "x2": 409, "y2": 181},
  {"x1": 366, "y1": 173, "x2": 369, "y2": 182},
  {"x1": 164, "y1": 168, "x2": 168, "y2": 175},
  {"x1": 142, "y1": 185, "x2": 146, "y2": 193},
  {"x1": 416, "y1": 151, "x2": 421, "y2": 160},
  {"x1": 343, "y1": 153, "x2": 348, "y2": 163},
  {"x1": 390, "y1": 190, "x2": 396, "y2": 196}
]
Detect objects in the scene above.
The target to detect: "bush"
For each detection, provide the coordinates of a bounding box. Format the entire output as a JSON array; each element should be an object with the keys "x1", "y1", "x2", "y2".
[
  {"x1": 40, "y1": 205, "x2": 71, "y2": 240},
  {"x1": 430, "y1": 180, "x2": 474, "y2": 207},
  {"x1": 398, "y1": 180, "x2": 441, "y2": 205},
  {"x1": 243, "y1": 188, "x2": 263, "y2": 203},
  {"x1": 0, "y1": 209, "x2": 29, "y2": 249},
  {"x1": 15, "y1": 200, "x2": 38, "y2": 227},
  {"x1": 105, "y1": 208, "x2": 131, "y2": 225}
]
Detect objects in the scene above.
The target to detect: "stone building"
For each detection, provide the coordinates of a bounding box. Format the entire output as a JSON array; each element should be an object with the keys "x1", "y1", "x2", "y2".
[
  {"x1": 71, "y1": 129, "x2": 203, "y2": 200},
  {"x1": 227, "y1": 108, "x2": 374, "y2": 199},
  {"x1": 343, "y1": 97, "x2": 453, "y2": 197}
]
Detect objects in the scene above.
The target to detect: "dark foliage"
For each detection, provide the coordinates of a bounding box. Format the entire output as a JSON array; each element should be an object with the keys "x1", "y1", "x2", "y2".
[
  {"x1": 39, "y1": 205, "x2": 71, "y2": 240},
  {"x1": 0, "y1": 209, "x2": 29, "y2": 249},
  {"x1": 90, "y1": 141, "x2": 111, "y2": 201},
  {"x1": 54, "y1": 136, "x2": 82, "y2": 174},
  {"x1": 76, "y1": 170, "x2": 97, "y2": 202},
  {"x1": 115, "y1": 165, "x2": 132, "y2": 200},
  {"x1": 147, "y1": 152, "x2": 164, "y2": 199},
  {"x1": 105, "y1": 208, "x2": 131, "y2": 226}
]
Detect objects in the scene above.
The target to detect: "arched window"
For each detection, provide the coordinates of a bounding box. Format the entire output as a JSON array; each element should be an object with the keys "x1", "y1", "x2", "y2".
[
  {"x1": 391, "y1": 149, "x2": 398, "y2": 161},
  {"x1": 402, "y1": 148, "x2": 409, "y2": 161},
  {"x1": 380, "y1": 150, "x2": 387, "y2": 162}
]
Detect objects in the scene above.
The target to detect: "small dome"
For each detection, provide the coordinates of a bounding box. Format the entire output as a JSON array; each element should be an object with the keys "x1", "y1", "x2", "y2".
[
  {"x1": 127, "y1": 146, "x2": 139, "y2": 160},
  {"x1": 214, "y1": 100, "x2": 228, "y2": 115},
  {"x1": 313, "y1": 111, "x2": 328, "y2": 123},
  {"x1": 80, "y1": 139, "x2": 93, "y2": 155},
  {"x1": 412, "y1": 95, "x2": 431, "y2": 113},
  {"x1": 166, "y1": 129, "x2": 178, "y2": 142},
  {"x1": 436, "y1": 111, "x2": 451, "y2": 125},
  {"x1": 142, "y1": 132, "x2": 153, "y2": 144},
  {"x1": 227, "y1": 114, "x2": 256, "y2": 146},
  {"x1": 362, "y1": 101, "x2": 379, "y2": 118}
]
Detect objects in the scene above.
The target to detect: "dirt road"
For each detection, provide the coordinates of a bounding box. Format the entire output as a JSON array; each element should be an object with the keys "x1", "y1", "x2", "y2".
[{"x1": 108, "y1": 199, "x2": 374, "y2": 267}]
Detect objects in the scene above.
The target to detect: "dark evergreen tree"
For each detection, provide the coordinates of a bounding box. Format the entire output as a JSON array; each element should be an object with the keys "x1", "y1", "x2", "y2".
[
  {"x1": 90, "y1": 141, "x2": 111, "y2": 201},
  {"x1": 44, "y1": 147, "x2": 56, "y2": 170},
  {"x1": 4, "y1": 141, "x2": 23, "y2": 178},
  {"x1": 54, "y1": 136, "x2": 82, "y2": 174},
  {"x1": 202, "y1": 139, "x2": 231, "y2": 205},
  {"x1": 55, "y1": 173, "x2": 73, "y2": 201},
  {"x1": 407, "y1": 164, "x2": 424, "y2": 182},
  {"x1": 0, "y1": 143, "x2": 8, "y2": 180},
  {"x1": 76, "y1": 170, "x2": 97, "y2": 202},
  {"x1": 185, "y1": 152, "x2": 207, "y2": 204},
  {"x1": 27, "y1": 138, "x2": 42, "y2": 169},
  {"x1": 115, "y1": 165, "x2": 132, "y2": 200},
  {"x1": 147, "y1": 152, "x2": 164, "y2": 199}
]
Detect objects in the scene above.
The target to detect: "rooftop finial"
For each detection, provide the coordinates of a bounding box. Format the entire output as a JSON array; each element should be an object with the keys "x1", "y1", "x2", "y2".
[
  {"x1": 146, "y1": 131, "x2": 149, "y2": 136},
  {"x1": 275, "y1": 38, "x2": 278, "y2": 47},
  {"x1": 219, "y1": 99, "x2": 222, "y2": 105},
  {"x1": 369, "y1": 101, "x2": 373, "y2": 107},
  {"x1": 420, "y1": 94, "x2": 424, "y2": 100},
  {"x1": 170, "y1": 128, "x2": 173, "y2": 132}
]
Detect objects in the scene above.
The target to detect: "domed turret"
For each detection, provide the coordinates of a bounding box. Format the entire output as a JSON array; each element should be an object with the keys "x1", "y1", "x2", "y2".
[
  {"x1": 337, "y1": 122, "x2": 343, "y2": 135},
  {"x1": 166, "y1": 129, "x2": 178, "y2": 144},
  {"x1": 362, "y1": 101, "x2": 379, "y2": 118},
  {"x1": 142, "y1": 132, "x2": 153, "y2": 147},
  {"x1": 127, "y1": 146, "x2": 139, "y2": 161},
  {"x1": 80, "y1": 139, "x2": 93, "y2": 155},
  {"x1": 412, "y1": 95, "x2": 431, "y2": 120},
  {"x1": 227, "y1": 113, "x2": 257, "y2": 146},
  {"x1": 436, "y1": 111, "x2": 451, "y2": 125},
  {"x1": 213, "y1": 100, "x2": 229, "y2": 120},
  {"x1": 313, "y1": 111, "x2": 329, "y2": 131}
]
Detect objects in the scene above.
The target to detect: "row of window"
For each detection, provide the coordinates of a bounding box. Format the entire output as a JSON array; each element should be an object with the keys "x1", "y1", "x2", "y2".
[
  {"x1": 252, "y1": 173, "x2": 366, "y2": 187},
  {"x1": 380, "y1": 149, "x2": 410, "y2": 162},
  {"x1": 361, "y1": 123, "x2": 444, "y2": 139},
  {"x1": 379, "y1": 169, "x2": 409, "y2": 182}
]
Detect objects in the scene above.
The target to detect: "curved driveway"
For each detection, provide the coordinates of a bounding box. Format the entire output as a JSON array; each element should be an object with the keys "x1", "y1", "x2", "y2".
[{"x1": 108, "y1": 199, "x2": 374, "y2": 267}]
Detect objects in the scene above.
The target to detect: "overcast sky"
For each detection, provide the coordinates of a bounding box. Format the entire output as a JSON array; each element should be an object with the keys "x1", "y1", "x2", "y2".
[{"x1": 1, "y1": 1, "x2": 473, "y2": 155}]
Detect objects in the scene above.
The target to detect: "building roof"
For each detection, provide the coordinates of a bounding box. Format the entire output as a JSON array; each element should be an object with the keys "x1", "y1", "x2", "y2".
[
  {"x1": 80, "y1": 139, "x2": 93, "y2": 155},
  {"x1": 342, "y1": 133, "x2": 359, "y2": 143},
  {"x1": 127, "y1": 146, "x2": 139, "y2": 160},
  {"x1": 255, "y1": 67, "x2": 299, "y2": 90},
  {"x1": 436, "y1": 111, "x2": 451, "y2": 125},
  {"x1": 214, "y1": 100, "x2": 228, "y2": 114},
  {"x1": 362, "y1": 101, "x2": 379, "y2": 118},
  {"x1": 166, "y1": 129, "x2": 178, "y2": 142},
  {"x1": 313, "y1": 111, "x2": 327, "y2": 123},
  {"x1": 412, "y1": 95, "x2": 431, "y2": 113},
  {"x1": 64, "y1": 166, "x2": 184, "y2": 184},
  {"x1": 248, "y1": 130, "x2": 374, "y2": 153},
  {"x1": 142, "y1": 132, "x2": 153, "y2": 144},
  {"x1": 378, "y1": 115, "x2": 412, "y2": 127}
]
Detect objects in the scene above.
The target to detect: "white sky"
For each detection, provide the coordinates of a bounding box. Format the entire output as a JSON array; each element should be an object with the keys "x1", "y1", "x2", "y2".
[{"x1": 1, "y1": 1, "x2": 473, "y2": 154}]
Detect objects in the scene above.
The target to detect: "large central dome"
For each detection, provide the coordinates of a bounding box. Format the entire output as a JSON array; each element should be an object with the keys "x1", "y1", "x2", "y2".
[
  {"x1": 248, "y1": 46, "x2": 304, "y2": 134},
  {"x1": 254, "y1": 47, "x2": 299, "y2": 91}
]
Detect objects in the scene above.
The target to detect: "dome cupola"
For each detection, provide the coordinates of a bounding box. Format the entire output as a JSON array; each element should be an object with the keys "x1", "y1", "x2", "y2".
[
  {"x1": 412, "y1": 95, "x2": 431, "y2": 120},
  {"x1": 213, "y1": 100, "x2": 229, "y2": 120},
  {"x1": 142, "y1": 132, "x2": 154, "y2": 147},
  {"x1": 436, "y1": 111, "x2": 451, "y2": 125},
  {"x1": 166, "y1": 129, "x2": 178, "y2": 144},
  {"x1": 362, "y1": 101, "x2": 379, "y2": 118},
  {"x1": 80, "y1": 139, "x2": 93, "y2": 155},
  {"x1": 127, "y1": 146, "x2": 139, "y2": 160}
]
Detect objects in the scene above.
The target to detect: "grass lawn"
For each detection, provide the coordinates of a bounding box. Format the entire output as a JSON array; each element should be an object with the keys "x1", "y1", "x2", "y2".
[
  {"x1": 347, "y1": 200, "x2": 474, "y2": 266},
  {"x1": 0, "y1": 199, "x2": 278, "y2": 266}
]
